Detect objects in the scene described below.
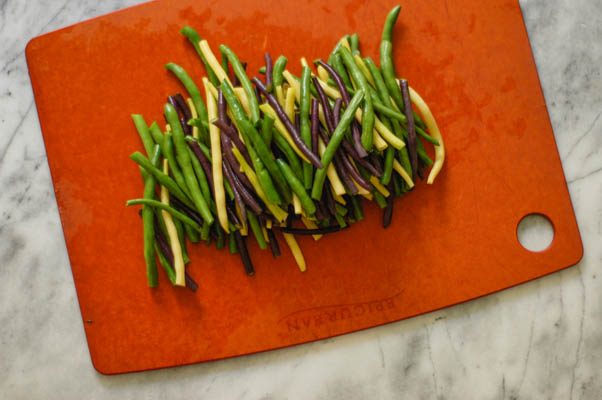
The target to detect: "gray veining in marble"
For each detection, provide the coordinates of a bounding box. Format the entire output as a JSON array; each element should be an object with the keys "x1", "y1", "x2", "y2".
[{"x1": 1, "y1": 0, "x2": 601, "y2": 398}]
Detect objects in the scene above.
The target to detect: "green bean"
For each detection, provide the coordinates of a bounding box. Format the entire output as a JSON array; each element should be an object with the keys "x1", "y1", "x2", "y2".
[
  {"x1": 229, "y1": 233, "x2": 238, "y2": 254},
  {"x1": 185, "y1": 136, "x2": 212, "y2": 160},
  {"x1": 362, "y1": 58, "x2": 402, "y2": 184},
  {"x1": 164, "y1": 103, "x2": 214, "y2": 225},
  {"x1": 358, "y1": 64, "x2": 438, "y2": 147},
  {"x1": 186, "y1": 222, "x2": 201, "y2": 243},
  {"x1": 163, "y1": 133, "x2": 191, "y2": 197},
  {"x1": 173, "y1": 218, "x2": 190, "y2": 264},
  {"x1": 335, "y1": 203, "x2": 348, "y2": 216},
  {"x1": 153, "y1": 207, "x2": 168, "y2": 238},
  {"x1": 331, "y1": 53, "x2": 352, "y2": 89},
  {"x1": 219, "y1": 46, "x2": 229, "y2": 76},
  {"x1": 339, "y1": 47, "x2": 374, "y2": 151},
  {"x1": 149, "y1": 122, "x2": 164, "y2": 146},
  {"x1": 165, "y1": 63, "x2": 209, "y2": 139},
  {"x1": 272, "y1": 56, "x2": 288, "y2": 88},
  {"x1": 215, "y1": 224, "x2": 226, "y2": 250},
  {"x1": 350, "y1": 196, "x2": 364, "y2": 221},
  {"x1": 141, "y1": 145, "x2": 161, "y2": 287},
  {"x1": 201, "y1": 221, "x2": 211, "y2": 242},
  {"x1": 130, "y1": 151, "x2": 193, "y2": 209},
  {"x1": 380, "y1": 6, "x2": 405, "y2": 112},
  {"x1": 240, "y1": 118, "x2": 291, "y2": 202},
  {"x1": 416, "y1": 128, "x2": 439, "y2": 146},
  {"x1": 311, "y1": 90, "x2": 364, "y2": 200},
  {"x1": 149, "y1": 123, "x2": 190, "y2": 197},
  {"x1": 299, "y1": 66, "x2": 313, "y2": 189},
  {"x1": 258, "y1": 66, "x2": 267, "y2": 74},
  {"x1": 261, "y1": 114, "x2": 275, "y2": 147},
  {"x1": 131, "y1": 115, "x2": 155, "y2": 157},
  {"x1": 416, "y1": 137, "x2": 434, "y2": 166},
  {"x1": 180, "y1": 26, "x2": 219, "y2": 87},
  {"x1": 393, "y1": 173, "x2": 404, "y2": 196},
  {"x1": 334, "y1": 212, "x2": 347, "y2": 228},
  {"x1": 126, "y1": 199, "x2": 203, "y2": 232},
  {"x1": 363, "y1": 58, "x2": 388, "y2": 104},
  {"x1": 276, "y1": 159, "x2": 316, "y2": 215},
  {"x1": 186, "y1": 146, "x2": 212, "y2": 205},
  {"x1": 345, "y1": 83, "x2": 405, "y2": 123},
  {"x1": 381, "y1": 148, "x2": 395, "y2": 185},
  {"x1": 373, "y1": 191, "x2": 388, "y2": 209},
  {"x1": 219, "y1": 45, "x2": 261, "y2": 124},
  {"x1": 247, "y1": 212, "x2": 267, "y2": 250},
  {"x1": 155, "y1": 243, "x2": 176, "y2": 285},
  {"x1": 221, "y1": 81, "x2": 287, "y2": 204},
  {"x1": 254, "y1": 150, "x2": 282, "y2": 205},
  {"x1": 349, "y1": 33, "x2": 360, "y2": 56},
  {"x1": 373, "y1": 96, "x2": 407, "y2": 121},
  {"x1": 219, "y1": 80, "x2": 247, "y2": 124},
  {"x1": 273, "y1": 127, "x2": 303, "y2": 180}
]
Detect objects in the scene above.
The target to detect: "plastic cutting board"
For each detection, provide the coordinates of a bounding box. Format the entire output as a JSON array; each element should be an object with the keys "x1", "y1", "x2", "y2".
[{"x1": 26, "y1": 0, "x2": 583, "y2": 374}]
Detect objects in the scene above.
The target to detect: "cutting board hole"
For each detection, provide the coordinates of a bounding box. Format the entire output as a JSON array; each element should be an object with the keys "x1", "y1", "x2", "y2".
[{"x1": 517, "y1": 214, "x2": 554, "y2": 252}]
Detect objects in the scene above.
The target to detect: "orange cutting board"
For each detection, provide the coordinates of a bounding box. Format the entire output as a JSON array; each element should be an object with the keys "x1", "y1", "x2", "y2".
[{"x1": 26, "y1": 0, "x2": 582, "y2": 374}]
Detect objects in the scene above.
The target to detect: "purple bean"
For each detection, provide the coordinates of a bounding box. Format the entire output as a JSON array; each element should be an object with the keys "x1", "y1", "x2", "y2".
[
  {"x1": 231, "y1": 70, "x2": 240, "y2": 87},
  {"x1": 332, "y1": 98, "x2": 343, "y2": 126},
  {"x1": 212, "y1": 119, "x2": 252, "y2": 165},
  {"x1": 318, "y1": 192, "x2": 330, "y2": 218},
  {"x1": 310, "y1": 98, "x2": 319, "y2": 153},
  {"x1": 226, "y1": 204, "x2": 241, "y2": 227},
  {"x1": 255, "y1": 85, "x2": 263, "y2": 105},
  {"x1": 185, "y1": 272, "x2": 198, "y2": 292},
  {"x1": 318, "y1": 126, "x2": 330, "y2": 144},
  {"x1": 167, "y1": 95, "x2": 179, "y2": 116},
  {"x1": 267, "y1": 229, "x2": 281, "y2": 258},
  {"x1": 352, "y1": 122, "x2": 366, "y2": 158},
  {"x1": 355, "y1": 155, "x2": 382, "y2": 177},
  {"x1": 417, "y1": 164, "x2": 426, "y2": 180},
  {"x1": 170, "y1": 196, "x2": 204, "y2": 226},
  {"x1": 220, "y1": 134, "x2": 254, "y2": 189},
  {"x1": 174, "y1": 93, "x2": 192, "y2": 122},
  {"x1": 156, "y1": 221, "x2": 196, "y2": 291},
  {"x1": 338, "y1": 153, "x2": 371, "y2": 191},
  {"x1": 155, "y1": 219, "x2": 197, "y2": 292},
  {"x1": 400, "y1": 79, "x2": 418, "y2": 180},
  {"x1": 222, "y1": 162, "x2": 247, "y2": 223},
  {"x1": 187, "y1": 141, "x2": 214, "y2": 193},
  {"x1": 234, "y1": 231, "x2": 255, "y2": 276},
  {"x1": 312, "y1": 76, "x2": 335, "y2": 134},
  {"x1": 314, "y1": 60, "x2": 366, "y2": 157},
  {"x1": 383, "y1": 181, "x2": 395, "y2": 228},
  {"x1": 217, "y1": 89, "x2": 227, "y2": 119},
  {"x1": 324, "y1": 184, "x2": 337, "y2": 216},
  {"x1": 264, "y1": 52, "x2": 273, "y2": 91},
  {"x1": 167, "y1": 95, "x2": 192, "y2": 136},
  {"x1": 334, "y1": 155, "x2": 358, "y2": 195},
  {"x1": 252, "y1": 77, "x2": 322, "y2": 168},
  {"x1": 315, "y1": 61, "x2": 351, "y2": 105},
  {"x1": 154, "y1": 220, "x2": 174, "y2": 265},
  {"x1": 369, "y1": 153, "x2": 384, "y2": 176},
  {"x1": 224, "y1": 161, "x2": 262, "y2": 214},
  {"x1": 278, "y1": 226, "x2": 343, "y2": 235},
  {"x1": 314, "y1": 201, "x2": 326, "y2": 221}
]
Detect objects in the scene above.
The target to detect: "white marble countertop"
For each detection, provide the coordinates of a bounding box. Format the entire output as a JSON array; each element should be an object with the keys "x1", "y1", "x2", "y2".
[{"x1": 1, "y1": 0, "x2": 601, "y2": 398}]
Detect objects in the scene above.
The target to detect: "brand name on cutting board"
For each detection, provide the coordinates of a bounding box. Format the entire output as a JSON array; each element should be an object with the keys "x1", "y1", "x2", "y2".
[{"x1": 280, "y1": 292, "x2": 403, "y2": 333}]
